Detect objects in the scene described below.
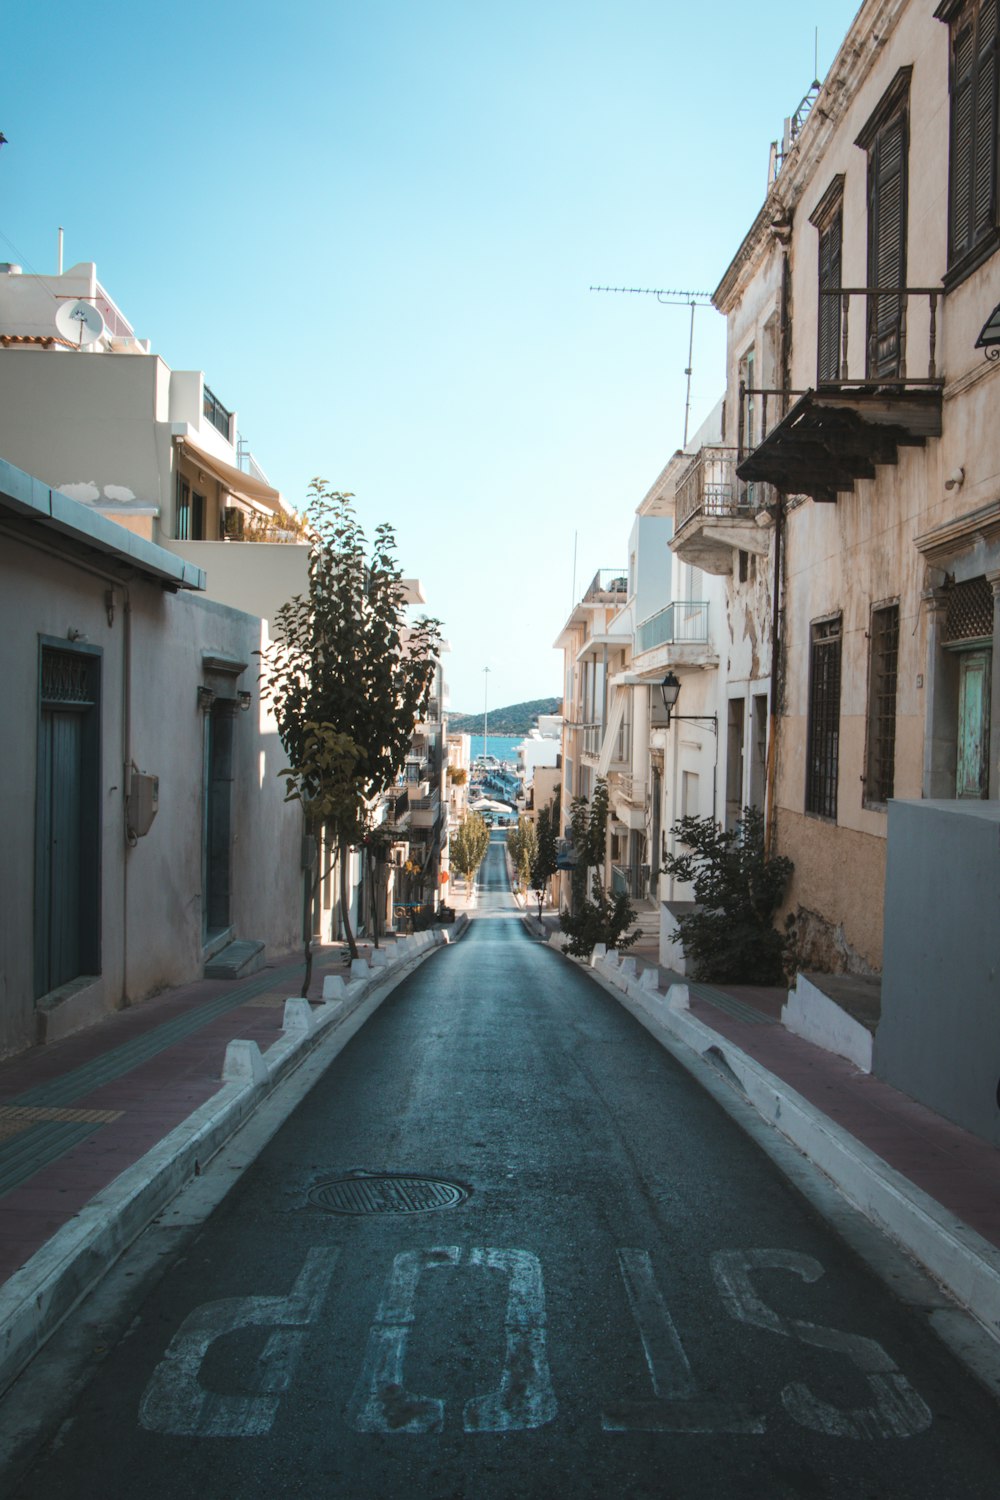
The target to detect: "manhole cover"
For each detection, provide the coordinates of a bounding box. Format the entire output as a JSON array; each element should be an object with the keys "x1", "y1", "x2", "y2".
[{"x1": 308, "y1": 1173, "x2": 471, "y2": 1215}]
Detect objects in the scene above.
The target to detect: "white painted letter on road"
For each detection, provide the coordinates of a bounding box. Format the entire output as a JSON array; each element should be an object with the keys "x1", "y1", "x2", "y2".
[
  {"x1": 602, "y1": 1249, "x2": 764, "y2": 1433},
  {"x1": 711, "y1": 1249, "x2": 932, "y2": 1440},
  {"x1": 138, "y1": 1248, "x2": 339, "y2": 1438}
]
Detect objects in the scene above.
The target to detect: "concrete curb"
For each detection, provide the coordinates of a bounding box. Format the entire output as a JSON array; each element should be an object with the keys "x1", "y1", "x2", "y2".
[
  {"x1": 0, "y1": 931, "x2": 454, "y2": 1397},
  {"x1": 575, "y1": 946, "x2": 1000, "y2": 1347}
]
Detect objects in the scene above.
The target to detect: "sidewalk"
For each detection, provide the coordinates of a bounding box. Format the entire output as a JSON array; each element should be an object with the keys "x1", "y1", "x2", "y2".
[
  {"x1": 0, "y1": 927, "x2": 459, "y2": 1394},
  {"x1": 527, "y1": 910, "x2": 1000, "y2": 1376}
]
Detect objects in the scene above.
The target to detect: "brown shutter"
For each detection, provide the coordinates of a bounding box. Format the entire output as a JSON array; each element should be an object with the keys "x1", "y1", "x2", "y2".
[
  {"x1": 947, "y1": 0, "x2": 999, "y2": 268},
  {"x1": 951, "y1": 17, "x2": 977, "y2": 259},
  {"x1": 868, "y1": 109, "x2": 907, "y2": 378},
  {"x1": 817, "y1": 210, "x2": 843, "y2": 383},
  {"x1": 972, "y1": 0, "x2": 999, "y2": 240}
]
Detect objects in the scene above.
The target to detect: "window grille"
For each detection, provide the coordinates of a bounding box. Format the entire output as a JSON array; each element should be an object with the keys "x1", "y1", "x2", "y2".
[
  {"x1": 806, "y1": 616, "x2": 842, "y2": 819},
  {"x1": 865, "y1": 604, "x2": 899, "y2": 804},
  {"x1": 943, "y1": 575, "x2": 994, "y2": 642},
  {"x1": 40, "y1": 650, "x2": 97, "y2": 708}
]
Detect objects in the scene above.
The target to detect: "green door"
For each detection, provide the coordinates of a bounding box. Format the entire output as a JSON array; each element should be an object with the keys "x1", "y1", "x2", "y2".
[
  {"x1": 35, "y1": 645, "x2": 101, "y2": 1000},
  {"x1": 956, "y1": 649, "x2": 991, "y2": 799}
]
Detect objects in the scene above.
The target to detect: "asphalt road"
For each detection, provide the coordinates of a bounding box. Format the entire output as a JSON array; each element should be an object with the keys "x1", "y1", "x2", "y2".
[{"x1": 6, "y1": 835, "x2": 1000, "y2": 1499}]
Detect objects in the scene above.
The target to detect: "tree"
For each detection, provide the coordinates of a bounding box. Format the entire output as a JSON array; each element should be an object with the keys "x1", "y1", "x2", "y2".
[
  {"x1": 559, "y1": 778, "x2": 638, "y2": 958},
  {"x1": 507, "y1": 815, "x2": 537, "y2": 890},
  {"x1": 259, "y1": 483, "x2": 442, "y2": 989},
  {"x1": 529, "y1": 805, "x2": 558, "y2": 920},
  {"x1": 660, "y1": 806, "x2": 793, "y2": 984},
  {"x1": 451, "y1": 811, "x2": 491, "y2": 885}
]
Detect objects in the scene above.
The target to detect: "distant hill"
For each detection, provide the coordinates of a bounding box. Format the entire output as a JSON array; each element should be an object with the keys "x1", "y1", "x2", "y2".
[{"x1": 448, "y1": 697, "x2": 561, "y2": 736}]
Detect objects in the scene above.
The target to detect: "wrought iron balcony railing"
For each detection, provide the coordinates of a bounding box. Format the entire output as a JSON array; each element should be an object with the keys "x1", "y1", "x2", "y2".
[{"x1": 635, "y1": 601, "x2": 709, "y2": 655}]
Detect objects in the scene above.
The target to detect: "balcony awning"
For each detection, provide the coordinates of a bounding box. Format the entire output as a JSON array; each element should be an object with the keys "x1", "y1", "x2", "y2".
[
  {"x1": 597, "y1": 688, "x2": 627, "y2": 777},
  {"x1": 736, "y1": 388, "x2": 942, "y2": 503},
  {"x1": 174, "y1": 436, "x2": 286, "y2": 516}
]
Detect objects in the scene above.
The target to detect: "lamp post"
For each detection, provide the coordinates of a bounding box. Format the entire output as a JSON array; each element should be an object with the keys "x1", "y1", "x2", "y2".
[
  {"x1": 659, "y1": 671, "x2": 718, "y2": 732},
  {"x1": 483, "y1": 665, "x2": 490, "y2": 764}
]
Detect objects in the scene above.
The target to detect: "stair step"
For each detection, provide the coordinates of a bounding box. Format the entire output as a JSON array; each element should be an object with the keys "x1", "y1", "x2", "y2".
[{"x1": 204, "y1": 940, "x2": 266, "y2": 980}]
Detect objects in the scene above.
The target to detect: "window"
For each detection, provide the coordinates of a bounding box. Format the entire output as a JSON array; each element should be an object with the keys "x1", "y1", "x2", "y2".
[
  {"x1": 176, "y1": 476, "x2": 191, "y2": 540},
  {"x1": 856, "y1": 68, "x2": 911, "y2": 380},
  {"x1": 811, "y1": 176, "x2": 845, "y2": 384},
  {"x1": 938, "y1": 0, "x2": 999, "y2": 282},
  {"x1": 806, "y1": 615, "x2": 842, "y2": 819},
  {"x1": 864, "y1": 603, "x2": 900, "y2": 805}
]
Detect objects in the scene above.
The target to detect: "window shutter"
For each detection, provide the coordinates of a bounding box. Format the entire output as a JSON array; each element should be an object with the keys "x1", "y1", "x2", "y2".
[
  {"x1": 817, "y1": 211, "x2": 843, "y2": 383},
  {"x1": 972, "y1": 0, "x2": 999, "y2": 240},
  {"x1": 868, "y1": 111, "x2": 907, "y2": 378},
  {"x1": 950, "y1": 19, "x2": 976, "y2": 259}
]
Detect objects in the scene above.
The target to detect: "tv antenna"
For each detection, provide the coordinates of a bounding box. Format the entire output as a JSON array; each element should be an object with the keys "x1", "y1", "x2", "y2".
[{"x1": 590, "y1": 286, "x2": 715, "y2": 445}]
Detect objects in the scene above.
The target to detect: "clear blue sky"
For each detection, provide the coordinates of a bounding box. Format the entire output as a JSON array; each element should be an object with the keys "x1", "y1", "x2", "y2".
[{"x1": 4, "y1": 0, "x2": 860, "y2": 713}]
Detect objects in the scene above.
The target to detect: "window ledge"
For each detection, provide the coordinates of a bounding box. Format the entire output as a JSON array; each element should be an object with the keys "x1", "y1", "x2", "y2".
[{"x1": 943, "y1": 232, "x2": 1000, "y2": 295}]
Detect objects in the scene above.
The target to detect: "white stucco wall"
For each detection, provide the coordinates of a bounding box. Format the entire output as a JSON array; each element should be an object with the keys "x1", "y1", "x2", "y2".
[{"x1": 0, "y1": 532, "x2": 301, "y2": 1058}]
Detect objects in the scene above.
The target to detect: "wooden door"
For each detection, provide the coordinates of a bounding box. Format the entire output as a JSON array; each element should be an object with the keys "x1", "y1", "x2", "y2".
[{"x1": 957, "y1": 648, "x2": 992, "y2": 798}]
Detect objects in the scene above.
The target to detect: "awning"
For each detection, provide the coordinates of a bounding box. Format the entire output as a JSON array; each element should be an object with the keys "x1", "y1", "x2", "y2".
[
  {"x1": 174, "y1": 435, "x2": 287, "y2": 517},
  {"x1": 596, "y1": 688, "x2": 627, "y2": 777}
]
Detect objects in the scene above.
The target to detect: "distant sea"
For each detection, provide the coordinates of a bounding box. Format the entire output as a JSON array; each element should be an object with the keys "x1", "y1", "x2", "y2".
[{"x1": 468, "y1": 734, "x2": 522, "y2": 762}]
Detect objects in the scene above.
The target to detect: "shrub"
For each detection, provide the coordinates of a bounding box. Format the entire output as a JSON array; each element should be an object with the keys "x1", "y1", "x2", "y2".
[
  {"x1": 559, "y1": 779, "x2": 639, "y2": 958},
  {"x1": 661, "y1": 807, "x2": 793, "y2": 984}
]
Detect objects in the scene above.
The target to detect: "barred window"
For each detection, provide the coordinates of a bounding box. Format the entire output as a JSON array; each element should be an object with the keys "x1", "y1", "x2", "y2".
[
  {"x1": 806, "y1": 616, "x2": 842, "y2": 819},
  {"x1": 864, "y1": 604, "x2": 900, "y2": 805}
]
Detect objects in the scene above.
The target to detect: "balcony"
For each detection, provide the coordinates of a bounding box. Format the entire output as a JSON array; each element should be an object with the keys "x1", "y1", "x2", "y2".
[
  {"x1": 409, "y1": 788, "x2": 442, "y2": 829},
  {"x1": 583, "y1": 568, "x2": 628, "y2": 603},
  {"x1": 635, "y1": 601, "x2": 709, "y2": 655},
  {"x1": 672, "y1": 447, "x2": 773, "y2": 575},
  {"x1": 736, "y1": 286, "x2": 943, "y2": 505}
]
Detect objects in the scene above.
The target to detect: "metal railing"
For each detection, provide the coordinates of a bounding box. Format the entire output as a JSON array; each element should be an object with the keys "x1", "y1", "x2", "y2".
[
  {"x1": 203, "y1": 385, "x2": 233, "y2": 441},
  {"x1": 94, "y1": 283, "x2": 134, "y2": 340},
  {"x1": 611, "y1": 863, "x2": 650, "y2": 899},
  {"x1": 583, "y1": 568, "x2": 628, "y2": 602},
  {"x1": 609, "y1": 770, "x2": 645, "y2": 807},
  {"x1": 675, "y1": 447, "x2": 744, "y2": 532},
  {"x1": 635, "y1": 601, "x2": 709, "y2": 655}
]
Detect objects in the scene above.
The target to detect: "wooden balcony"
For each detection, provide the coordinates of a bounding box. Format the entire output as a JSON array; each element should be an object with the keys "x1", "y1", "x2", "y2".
[{"x1": 735, "y1": 286, "x2": 943, "y2": 505}]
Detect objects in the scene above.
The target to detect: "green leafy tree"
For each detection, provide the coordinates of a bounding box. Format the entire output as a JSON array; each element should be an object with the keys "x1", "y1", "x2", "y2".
[
  {"x1": 451, "y1": 811, "x2": 491, "y2": 885},
  {"x1": 259, "y1": 483, "x2": 442, "y2": 985},
  {"x1": 559, "y1": 778, "x2": 638, "y2": 958},
  {"x1": 529, "y1": 804, "x2": 559, "y2": 920},
  {"x1": 661, "y1": 806, "x2": 793, "y2": 984},
  {"x1": 507, "y1": 815, "x2": 537, "y2": 890}
]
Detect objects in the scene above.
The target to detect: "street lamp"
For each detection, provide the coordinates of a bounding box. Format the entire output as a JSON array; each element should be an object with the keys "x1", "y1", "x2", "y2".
[
  {"x1": 975, "y1": 300, "x2": 1000, "y2": 362},
  {"x1": 659, "y1": 671, "x2": 718, "y2": 732}
]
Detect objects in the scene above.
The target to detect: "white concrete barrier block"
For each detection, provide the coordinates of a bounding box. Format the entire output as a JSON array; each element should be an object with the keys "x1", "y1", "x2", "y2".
[
  {"x1": 350, "y1": 957, "x2": 371, "y2": 981},
  {"x1": 619, "y1": 957, "x2": 638, "y2": 981},
  {"x1": 782, "y1": 974, "x2": 874, "y2": 1073},
  {"x1": 590, "y1": 943, "x2": 608, "y2": 967},
  {"x1": 666, "y1": 983, "x2": 691, "y2": 1011},
  {"x1": 369, "y1": 949, "x2": 390, "y2": 968},
  {"x1": 282, "y1": 998, "x2": 315, "y2": 1033},
  {"x1": 322, "y1": 974, "x2": 349, "y2": 1001},
  {"x1": 222, "y1": 1039, "x2": 269, "y2": 1086},
  {"x1": 639, "y1": 967, "x2": 662, "y2": 995}
]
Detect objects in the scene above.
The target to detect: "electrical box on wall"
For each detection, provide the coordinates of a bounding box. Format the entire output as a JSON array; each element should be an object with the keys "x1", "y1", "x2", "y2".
[{"x1": 129, "y1": 773, "x2": 159, "y2": 838}]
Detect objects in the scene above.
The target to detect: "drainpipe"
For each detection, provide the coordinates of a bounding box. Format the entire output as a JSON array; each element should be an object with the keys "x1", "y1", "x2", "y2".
[{"x1": 764, "y1": 237, "x2": 792, "y2": 857}]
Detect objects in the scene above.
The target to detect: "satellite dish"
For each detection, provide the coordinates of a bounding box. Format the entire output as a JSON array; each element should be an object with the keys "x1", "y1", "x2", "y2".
[{"x1": 55, "y1": 299, "x2": 105, "y2": 347}]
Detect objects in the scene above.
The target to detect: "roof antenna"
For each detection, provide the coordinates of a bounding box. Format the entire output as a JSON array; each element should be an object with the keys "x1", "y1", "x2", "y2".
[{"x1": 589, "y1": 286, "x2": 714, "y2": 446}]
